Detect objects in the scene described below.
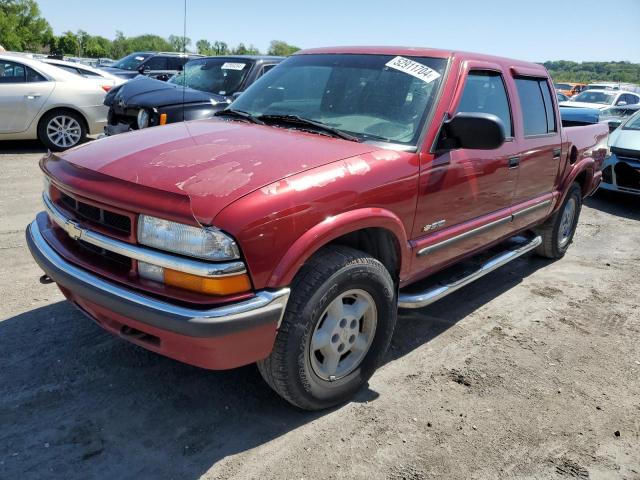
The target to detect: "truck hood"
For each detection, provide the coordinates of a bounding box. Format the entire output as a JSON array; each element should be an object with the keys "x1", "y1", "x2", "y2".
[
  {"x1": 59, "y1": 119, "x2": 378, "y2": 223},
  {"x1": 104, "y1": 75, "x2": 228, "y2": 109}
]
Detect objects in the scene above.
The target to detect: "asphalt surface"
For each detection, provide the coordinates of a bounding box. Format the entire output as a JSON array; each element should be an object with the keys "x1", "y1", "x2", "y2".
[{"x1": 1, "y1": 140, "x2": 639, "y2": 479}]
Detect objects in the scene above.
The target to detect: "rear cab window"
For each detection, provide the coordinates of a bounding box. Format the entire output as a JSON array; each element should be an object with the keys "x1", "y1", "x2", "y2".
[{"x1": 515, "y1": 77, "x2": 557, "y2": 136}]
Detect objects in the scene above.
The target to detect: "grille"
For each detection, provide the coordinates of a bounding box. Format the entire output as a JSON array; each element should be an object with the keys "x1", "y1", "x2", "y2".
[
  {"x1": 59, "y1": 192, "x2": 131, "y2": 235},
  {"x1": 77, "y1": 239, "x2": 132, "y2": 267}
]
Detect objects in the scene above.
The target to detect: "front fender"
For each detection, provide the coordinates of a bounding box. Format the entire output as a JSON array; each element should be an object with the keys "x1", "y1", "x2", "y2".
[{"x1": 267, "y1": 208, "x2": 411, "y2": 288}]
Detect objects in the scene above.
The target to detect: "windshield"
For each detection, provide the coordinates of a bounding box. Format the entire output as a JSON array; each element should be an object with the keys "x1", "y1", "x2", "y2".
[
  {"x1": 168, "y1": 58, "x2": 252, "y2": 95},
  {"x1": 573, "y1": 91, "x2": 615, "y2": 105},
  {"x1": 555, "y1": 83, "x2": 572, "y2": 90},
  {"x1": 622, "y1": 111, "x2": 640, "y2": 130},
  {"x1": 231, "y1": 54, "x2": 448, "y2": 146},
  {"x1": 112, "y1": 53, "x2": 152, "y2": 70}
]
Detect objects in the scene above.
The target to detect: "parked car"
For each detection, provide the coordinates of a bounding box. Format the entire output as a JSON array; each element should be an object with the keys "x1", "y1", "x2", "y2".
[
  {"x1": 557, "y1": 91, "x2": 569, "y2": 102},
  {"x1": 100, "y1": 52, "x2": 202, "y2": 81},
  {"x1": 103, "y1": 55, "x2": 283, "y2": 135},
  {"x1": 600, "y1": 110, "x2": 640, "y2": 195},
  {"x1": 599, "y1": 104, "x2": 640, "y2": 131},
  {"x1": 559, "y1": 106, "x2": 600, "y2": 126},
  {"x1": 554, "y1": 82, "x2": 586, "y2": 97},
  {"x1": 41, "y1": 58, "x2": 126, "y2": 92},
  {"x1": 560, "y1": 89, "x2": 640, "y2": 110},
  {"x1": 27, "y1": 47, "x2": 608, "y2": 409},
  {"x1": 0, "y1": 54, "x2": 109, "y2": 150}
]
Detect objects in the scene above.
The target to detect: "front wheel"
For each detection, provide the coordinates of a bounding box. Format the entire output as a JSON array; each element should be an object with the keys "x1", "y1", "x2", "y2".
[
  {"x1": 38, "y1": 110, "x2": 86, "y2": 151},
  {"x1": 258, "y1": 246, "x2": 397, "y2": 410},
  {"x1": 534, "y1": 183, "x2": 582, "y2": 259}
]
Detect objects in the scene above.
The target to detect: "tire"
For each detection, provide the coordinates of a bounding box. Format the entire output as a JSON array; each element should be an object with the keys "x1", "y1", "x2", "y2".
[
  {"x1": 37, "y1": 110, "x2": 87, "y2": 151},
  {"x1": 534, "y1": 183, "x2": 582, "y2": 259},
  {"x1": 258, "y1": 246, "x2": 397, "y2": 410}
]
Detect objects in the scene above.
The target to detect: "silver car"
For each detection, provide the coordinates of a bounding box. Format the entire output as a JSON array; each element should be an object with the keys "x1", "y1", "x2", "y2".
[
  {"x1": 601, "y1": 110, "x2": 640, "y2": 195},
  {"x1": 0, "y1": 54, "x2": 108, "y2": 150}
]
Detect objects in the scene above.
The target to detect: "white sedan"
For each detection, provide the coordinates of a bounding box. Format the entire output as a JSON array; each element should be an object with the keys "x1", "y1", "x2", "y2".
[
  {"x1": 41, "y1": 58, "x2": 126, "y2": 92},
  {"x1": 559, "y1": 89, "x2": 640, "y2": 110},
  {"x1": 0, "y1": 54, "x2": 109, "y2": 151}
]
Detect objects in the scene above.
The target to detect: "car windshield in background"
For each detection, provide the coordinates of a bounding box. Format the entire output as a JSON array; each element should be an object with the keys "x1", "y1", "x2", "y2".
[
  {"x1": 111, "y1": 53, "x2": 152, "y2": 70},
  {"x1": 231, "y1": 54, "x2": 448, "y2": 146},
  {"x1": 168, "y1": 58, "x2": 252, "y2": 95},
  {"x1": 573, "y1": 91, "x2": 615, "y2": 105},
  {"x1": 555, "y1": 83, "x2": 572, "y2": 90},
  {"x1": 623, "y1": 111, "x2": 640, "y2": 130}
]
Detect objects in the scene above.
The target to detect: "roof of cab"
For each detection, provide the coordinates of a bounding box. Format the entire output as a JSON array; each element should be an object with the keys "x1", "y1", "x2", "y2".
[{"x1": 295, "y1": 46, "x2": 548, "y2": 75}]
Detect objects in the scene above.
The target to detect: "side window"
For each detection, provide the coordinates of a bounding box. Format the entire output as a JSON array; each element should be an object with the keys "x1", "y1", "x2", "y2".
[
  {"x1": 26, "y1": 67, "x2": 47, "y2": 82},
  {"x1": 78, "y1": 69, "x2": 100, "y2": 77},
  {"x1": 167, "y1": 57, "x2": 185, "y2": 70},
  {"x1": 515, "y1": 77, "x2": 556, "y2": 136},
  {"x1": 0, "y1": 61, "x2": 26, "y2": 83},
  {"x1": 258, "y1": 64, "x2": 276, "y2": 78},
  {"x1": 54, "y1": 65, "x2": 79, "y2": 75},
  {"x1": 457, "y1": 71, "x2": 512, "y2": 137},
  {"x1": 144, "y1": 56, "x2": 168, "y2": 70}
]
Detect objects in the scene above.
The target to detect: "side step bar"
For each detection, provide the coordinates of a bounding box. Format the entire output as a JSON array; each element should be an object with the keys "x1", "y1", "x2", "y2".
[{"x1": 398, "y1": 235, "x2": 542, "y2": 309}]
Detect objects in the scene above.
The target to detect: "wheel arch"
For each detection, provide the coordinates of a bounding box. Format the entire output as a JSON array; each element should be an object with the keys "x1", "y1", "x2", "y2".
[
  {"x1": 37, "y1": 106, "x2": 90, "y2": 137},
  {"x1": 267, "y1": 208, "x2": 411, "y2": 288}
]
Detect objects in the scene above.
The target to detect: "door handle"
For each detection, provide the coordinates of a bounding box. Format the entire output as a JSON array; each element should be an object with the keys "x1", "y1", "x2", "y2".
[
  {"x1": 552, "y1": 148, "x2": 561, "y2": 159},
  {"x1": 25, "y1": 93, "x2": 42, "y2": 100},
  {"x1": 508, "y1": 156, "x2": 520, "y2": 169}
]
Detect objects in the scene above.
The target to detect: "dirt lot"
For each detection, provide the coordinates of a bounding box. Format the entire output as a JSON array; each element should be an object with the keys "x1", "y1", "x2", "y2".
[{"x1": 1, "y1": 141, "x2": 639, "y2": 480}]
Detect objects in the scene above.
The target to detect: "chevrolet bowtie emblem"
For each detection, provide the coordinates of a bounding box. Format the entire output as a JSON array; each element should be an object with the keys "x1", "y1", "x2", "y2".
[{"x1": 65, "y1": 220, "x2": 83, "y2": 240}]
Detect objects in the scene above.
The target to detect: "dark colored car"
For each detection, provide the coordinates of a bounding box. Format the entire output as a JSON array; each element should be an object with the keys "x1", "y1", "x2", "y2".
[
  {"x1": 103, "y1": 55, "x2": 283, "y2": 135},
  {"x1": 101, "y1": 51, "x2": 202, "y2": 81}
]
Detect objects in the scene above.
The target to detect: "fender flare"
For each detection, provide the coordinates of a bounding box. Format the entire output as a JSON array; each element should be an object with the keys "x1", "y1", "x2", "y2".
[
  {"x1": 267, "y1": 208, "x2": 412, "y2": 288},
  {"x1": 554, "y1": 157, "x2": 595, "y2": 211}
]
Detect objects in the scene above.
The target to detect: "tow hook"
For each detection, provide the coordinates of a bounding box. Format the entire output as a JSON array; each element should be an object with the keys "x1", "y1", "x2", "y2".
[{"x1": 39, "y1": 274, "x2": 53, "y2": 285}]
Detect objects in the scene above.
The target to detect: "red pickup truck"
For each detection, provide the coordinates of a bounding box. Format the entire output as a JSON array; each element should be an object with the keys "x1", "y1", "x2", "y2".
[{"x1": 27, "y1": 47, "x2": 608, "y2": 410}]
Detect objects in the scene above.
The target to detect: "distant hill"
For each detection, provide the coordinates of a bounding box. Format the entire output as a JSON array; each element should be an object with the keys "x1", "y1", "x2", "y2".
[{"x1": 543, "y1": 61, "x2": 640, "y2": 84}]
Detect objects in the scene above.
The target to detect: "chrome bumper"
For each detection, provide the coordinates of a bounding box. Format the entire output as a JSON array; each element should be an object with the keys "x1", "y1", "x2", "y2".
[{"x1": 26, "y1": 218, "x2": 290, "y2": 337}]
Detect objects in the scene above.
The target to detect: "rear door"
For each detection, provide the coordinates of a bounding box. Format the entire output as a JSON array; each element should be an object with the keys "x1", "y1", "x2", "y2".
[
  {"x1": 0, "y1": 60, "x2": 54, "y2": 134},
  {"x1": 510, "y1": 75, "x2": 561, "y2": 227},
  {"x1": 411, "y1": 63, "x2": 520, "y2": 273}
]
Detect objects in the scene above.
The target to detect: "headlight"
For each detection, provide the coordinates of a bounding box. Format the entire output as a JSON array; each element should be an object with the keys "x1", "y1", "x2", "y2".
[
  {"x1": 137, "y1": 214, "x2": 240, "y2": 261},
  {"x1": 137, "y1": 109, "x2": 150, "y2": 129}
]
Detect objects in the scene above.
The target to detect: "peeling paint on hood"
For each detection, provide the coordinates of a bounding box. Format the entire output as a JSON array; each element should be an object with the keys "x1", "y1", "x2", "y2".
[{"x1": 58, "y1": 119, "x2": 378, "y2": 224}]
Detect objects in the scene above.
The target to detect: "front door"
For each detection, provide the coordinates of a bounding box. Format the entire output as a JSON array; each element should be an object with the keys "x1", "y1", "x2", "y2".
[
  {"x1": 0, "y1": 60, "x2": 53, "y2": 133},
  {"x1": 411, "y1": 68, "x2": 519, "y2": 279}
]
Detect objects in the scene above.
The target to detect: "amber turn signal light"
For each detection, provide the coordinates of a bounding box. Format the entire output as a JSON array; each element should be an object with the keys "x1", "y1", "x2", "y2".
[
  {"x1": 164, "y1": 269, "x2": 251, "y2": 295},
  {"x1": 159, "y1": 113, "x2": 167, "y2": 125}
]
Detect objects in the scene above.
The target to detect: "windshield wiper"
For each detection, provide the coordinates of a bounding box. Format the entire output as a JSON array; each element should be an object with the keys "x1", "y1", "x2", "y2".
[
  {"x1": 214, "y1": 109, "x2": 265, "y2": 125},
  {"x1": 258, "y1": 114, "x2": 361, "y2": 142}
]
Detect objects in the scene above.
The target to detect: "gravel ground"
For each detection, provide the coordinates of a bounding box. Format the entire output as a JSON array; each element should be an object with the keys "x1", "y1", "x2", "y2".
[{"x1": 1, "y1": 140, "x2": 639, "y2": 480}]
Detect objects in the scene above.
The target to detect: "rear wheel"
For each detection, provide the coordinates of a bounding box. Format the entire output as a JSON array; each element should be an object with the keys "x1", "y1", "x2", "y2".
[
  {"x1": 38, "y1": 110, "x2": 86, "y2": 151},
  {"x1": 534, "y1": 183, "x2": 582, "y2": 259},
  {"x1": 258, "y1": 246, "x2": 396, "y2": 410}
]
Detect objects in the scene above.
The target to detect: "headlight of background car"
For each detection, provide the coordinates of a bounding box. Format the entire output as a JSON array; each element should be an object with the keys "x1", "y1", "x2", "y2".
[
  {"x1": 137, "y1": 108, "x2": 150, "y2": 129},
  {"x1": 137, "y1": 214, "x2": 240, "y2": 261}
]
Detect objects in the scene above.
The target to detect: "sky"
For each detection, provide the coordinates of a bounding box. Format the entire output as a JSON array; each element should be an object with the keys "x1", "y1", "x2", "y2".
[{"x1": 37, "y1": 0, "x2": 640, "y2": 63}]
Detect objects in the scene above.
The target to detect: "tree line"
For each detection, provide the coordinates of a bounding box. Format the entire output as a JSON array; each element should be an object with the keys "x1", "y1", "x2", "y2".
[
  {"x1": 543, "y1": 60, "x2": 640, "y2": 85},
  {"x1": 0, "y1": 0, "x2": 299, "y2": 58}
]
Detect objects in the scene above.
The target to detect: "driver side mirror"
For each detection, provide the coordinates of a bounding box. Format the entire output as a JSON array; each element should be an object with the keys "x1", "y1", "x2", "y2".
[
  {"x1": 138, "y1": 65, "x2": 150, "y2": 75},
  {"x1": 438, "y1": 112, "x2": 506, "y2": 151}
]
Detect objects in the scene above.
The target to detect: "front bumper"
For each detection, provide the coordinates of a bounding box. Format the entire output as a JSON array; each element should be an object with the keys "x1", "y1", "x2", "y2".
[
  {"x1": 26, "y1": 219, "x2": 290, "y2": 369},
  {"x1": 600, "y1": 154, "x2": 640, "y2": 196}
]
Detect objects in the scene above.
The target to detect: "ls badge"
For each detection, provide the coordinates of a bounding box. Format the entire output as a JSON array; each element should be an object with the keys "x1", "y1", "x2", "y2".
[{"x1": 422, "y1": 219, "x2": 446, "y2": 232}]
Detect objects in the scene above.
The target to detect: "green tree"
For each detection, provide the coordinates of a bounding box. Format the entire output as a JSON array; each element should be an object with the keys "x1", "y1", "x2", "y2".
[
  {"x1": 56, "y1": 30, "x2": 78, "y2": 55},
  {"x1": 267, "y1": 40, "x2": 299, "y2": 56},
  {"x1": 168, "y1": 34, "x2": 190, "y2": 52},
  {"x1": 84, "y1": 35, "x2": 111, "y2": 58},
  {"x1": 0, "y1": 0, "x2": 52, "y2": 51},
  {"x1": 127, "y1": 34, "x2": 173, "y2": 53},
  {"x1": 212, "y1": 41, "x2": 228, "y2": 55},
  {"x1": 196, "y1": 39, "x2": 211, "y2": 55}
]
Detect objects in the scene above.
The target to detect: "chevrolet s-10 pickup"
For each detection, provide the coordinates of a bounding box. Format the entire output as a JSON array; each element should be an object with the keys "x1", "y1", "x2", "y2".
[{"x1": 27, "y1": 47, "x2": 608, "y2": 409}]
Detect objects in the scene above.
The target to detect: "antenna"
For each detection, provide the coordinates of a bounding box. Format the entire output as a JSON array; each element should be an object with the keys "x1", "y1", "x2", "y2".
[{"x1": 182, "y1": 0, "x2": 187, "y2": 123}]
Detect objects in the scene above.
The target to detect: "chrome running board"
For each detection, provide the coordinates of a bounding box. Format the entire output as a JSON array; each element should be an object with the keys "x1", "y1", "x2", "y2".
[{"x1": 398, "y1": 235, "x2": 542, "y2": 309}]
